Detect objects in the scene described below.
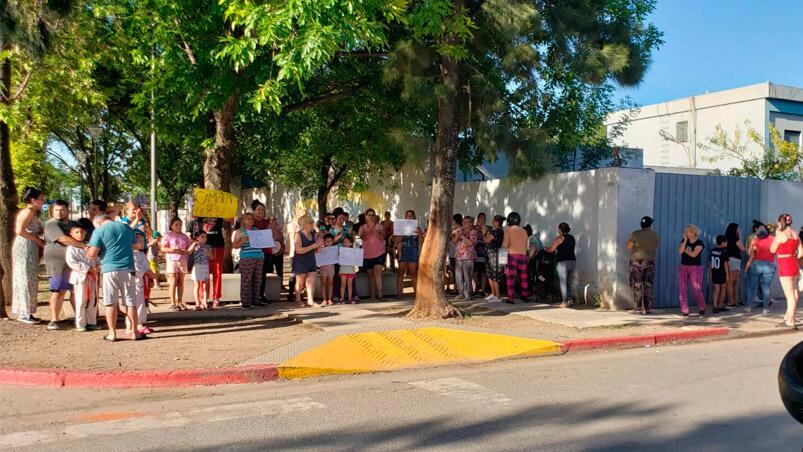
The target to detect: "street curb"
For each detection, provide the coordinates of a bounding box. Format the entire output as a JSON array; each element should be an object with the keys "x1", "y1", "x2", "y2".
[
  {"x1": 0, "y1": 364, "x2": 279, "y2": 388},
  {"x1": 560, "y1": 327, "x2": 730, "y2": 353}
]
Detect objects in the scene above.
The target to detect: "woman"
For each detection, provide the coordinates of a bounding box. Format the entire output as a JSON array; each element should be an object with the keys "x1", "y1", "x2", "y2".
[
  {"x1": 474, "y1": 213, "x2": 489, "y2": 297},
  {"x1": 677, "y1": 224, "x2": 706, "y2": 317},
  {"x1": 395, "y1": 210, "x2": 424, "y2": 297},
  {"x1": 724, "y1": 223, "x2": 745, "y2": 307},
  {"x1": 545, "y1": 223, "x2": 577, "y2": 307},
  {"x1": 770, "y1": 213, "x2": 802, "y2": 328},
  {"x1": 359, "y1": 211, "x2": 386, "y2": 300},
  {"x1": 251, "y1": 201, "x2": 271, "y2": 306},
  {"x1": 12, "y1": 187, "x2": 46, "y2": 324},
  {"x1": 293, "y1": 215, "x2": 322, "y2": 307},
  {"x1": 484, "y1": 215, "x2": 505, "y2": 302},
  {"x1": 744, "y1": 224, "x2": 775, "y2": 314},
  {"x1": 232, "y1": 213, "x2": 263, "y2": 309}
]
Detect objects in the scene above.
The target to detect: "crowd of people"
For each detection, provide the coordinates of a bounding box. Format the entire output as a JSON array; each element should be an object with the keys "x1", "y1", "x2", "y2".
[
  {"x1": 10, "y1": 185, "x2": 803, "y2": 340},
  {"x1": 627, "y1": 214, "x2": 802, "y2": 328}
]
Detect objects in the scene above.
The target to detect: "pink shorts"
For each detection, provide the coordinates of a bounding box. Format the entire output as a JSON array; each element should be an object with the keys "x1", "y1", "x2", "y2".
[{"x1": 166, "y1": 260, "x2": 187, "y2": 274}]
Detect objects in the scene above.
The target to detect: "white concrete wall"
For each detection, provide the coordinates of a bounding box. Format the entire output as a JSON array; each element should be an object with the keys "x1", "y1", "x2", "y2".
[{"x1": 608, "y1": 98, "x2": 766, "y2": 171}]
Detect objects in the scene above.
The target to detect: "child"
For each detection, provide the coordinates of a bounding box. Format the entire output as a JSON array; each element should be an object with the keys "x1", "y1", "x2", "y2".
[
  {"x1": 130, "y1": 234, "x2": 156, "y2": 335},
  {"x1": 319, "y1": 234, "x2": 336, "y2": 306},
  {"x1": 190, "y1": 231, "x2": 212, "y2": 310},
  {"x1": 710, "y1": 235, "x2": 730, "y2": 314},
  {"x1": 339, "y1": 236, "x2": 358, "y2": 304},
  {"x1": 65, "y1": 225, "x2": 99, "y2": 332},
  {"x1": 161, "y1": 217, "x2": 191, "y2": 311},
  {"x1": 233, "y1": 213, "x2": 263, "y2": 309}
]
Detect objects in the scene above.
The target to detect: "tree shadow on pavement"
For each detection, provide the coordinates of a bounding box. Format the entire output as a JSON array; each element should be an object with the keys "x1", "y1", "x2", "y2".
[{"x1": 167, "y1": 400, "x2": 800, "y2": 451}]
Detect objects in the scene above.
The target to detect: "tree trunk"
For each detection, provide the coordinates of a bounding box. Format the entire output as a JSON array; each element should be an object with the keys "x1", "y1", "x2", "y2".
[
  {"x1": 203, "y1": 91, "x2": 238, "y2": 272},
  {"x1": 0, "y1": 56, "x2": 19, "y2": 317},
  {"x1": 408, "y1": 52, "x2": 462, "y2": 320},
  {"x1": 317, "y1": 156, "x2": 332, "y2": 221}
]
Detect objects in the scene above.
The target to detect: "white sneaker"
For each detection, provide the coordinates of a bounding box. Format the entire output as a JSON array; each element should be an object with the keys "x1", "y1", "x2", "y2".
[
  {"x1": 488, "y1": 295, "x2": 501, "y2": 303},
  {"x1": 762, "y1": 308, "x2": 770, "y2": 315},
  {"x1": 484, "y1": 294, "x2": 495, "y2": 301}
]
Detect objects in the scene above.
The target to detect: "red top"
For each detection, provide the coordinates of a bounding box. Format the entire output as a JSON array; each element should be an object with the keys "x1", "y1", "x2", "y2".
[
  {"x1": 776, "y1": 237, "x2": 800, "y2": 256},
  {"x1": 753, "y1": 236, "x2": 775, "y2": 262}
]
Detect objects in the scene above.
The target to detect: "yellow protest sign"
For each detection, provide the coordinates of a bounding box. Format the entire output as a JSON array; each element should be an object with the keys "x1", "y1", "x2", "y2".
[{"x1": 192, "y1": 188, "x2": 238, "y2": 219}]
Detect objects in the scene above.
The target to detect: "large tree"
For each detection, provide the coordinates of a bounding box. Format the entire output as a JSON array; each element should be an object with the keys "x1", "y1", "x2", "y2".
[
  {"x1": 380, "y1": 0, "x2": 662, "y2": 318},
  {"x1": 0, "y1": 0, "x2": 75, "y2": 316}
]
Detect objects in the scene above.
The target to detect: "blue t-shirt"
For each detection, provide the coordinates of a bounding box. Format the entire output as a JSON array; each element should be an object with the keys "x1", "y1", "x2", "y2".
[{"x1": 89, "y1": 221, "x2": 135, "y2": 273}]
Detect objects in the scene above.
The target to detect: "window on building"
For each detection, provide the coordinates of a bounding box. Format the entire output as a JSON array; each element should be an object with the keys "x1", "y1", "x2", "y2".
[
  {"x1": 676, "y1": 121, "x2": 688, "y2": 143},
  {"x1": 783, "y1": 130, "x2": 801, "y2": 147}
]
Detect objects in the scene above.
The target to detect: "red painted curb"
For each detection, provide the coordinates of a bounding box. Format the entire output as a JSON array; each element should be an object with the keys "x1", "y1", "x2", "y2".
[
  {"x1": 560, "y1": 327, "x2": 730, "y2": 353},
  {"x1": 0, "y1": 364, "x2": 279, "y2": 388}
]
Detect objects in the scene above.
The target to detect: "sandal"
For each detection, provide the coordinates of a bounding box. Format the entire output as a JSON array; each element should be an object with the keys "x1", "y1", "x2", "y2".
[
  {"x1": 178, "y1": 303, "x2": 188, "y2": 311},
  {"x1": 104, "y1": 335, "x2": 116, "y2": 342}
]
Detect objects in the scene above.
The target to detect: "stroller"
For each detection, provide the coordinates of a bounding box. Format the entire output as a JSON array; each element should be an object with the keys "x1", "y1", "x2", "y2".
[{"x1": 528, "y1": 249, "x2": 561, "y2": 304}]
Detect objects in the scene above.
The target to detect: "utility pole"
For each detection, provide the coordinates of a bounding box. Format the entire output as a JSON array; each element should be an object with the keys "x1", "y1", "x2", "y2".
[{"x1": 149, "y1": 46, "x2": 157, "y2": 231}]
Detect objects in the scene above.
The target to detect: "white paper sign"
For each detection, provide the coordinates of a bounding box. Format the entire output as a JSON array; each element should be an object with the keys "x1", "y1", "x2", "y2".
[
  {"x1": 315, "y1": 246, "x2": 339, "y2": 267},
  {"x1": 247, "y1": 229, "x2": 275, "y2": 249},
  {"x1": 338, "y1": 247, "x2": 364, "y2": 267},
  {"x1": 393, "y1": 219, "x2": 419, "y2": 236},
  {"x1": 498, "y1": 248, "x2": 508, "y2": 265}
]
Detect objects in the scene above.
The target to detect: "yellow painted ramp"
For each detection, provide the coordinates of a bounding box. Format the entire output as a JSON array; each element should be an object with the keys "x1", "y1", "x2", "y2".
[{"x1": 278, "y1": 327, "x2": 560, "y2": 379}]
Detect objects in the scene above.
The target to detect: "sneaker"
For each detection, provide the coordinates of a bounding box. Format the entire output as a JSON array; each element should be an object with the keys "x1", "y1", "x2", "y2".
[
  {"x1": 488, "y1": 295, "x2": 501, "y2": 303},
  {"x1": 744, "y1": 306, "x2": 752, "y2": 313},
  {"x1": 762, "y1": 308, "x2": 770, "y2": 315},
  {"x1": 16, "y1": 316, "x2": 39, "y2": 325},
  {"x1": 75, "y1": 326, "x2": 87, "y2": 332},
  {"x1": 454, "y1": 294, "x2": 466, "y2": 301},
  {"x1": 484, "y1": 294, "x2": 495, "y2": 301},
  {"x1": 86, "y1": 324, "x2": 102, "y2": 331},
  {"x1": 712, "y1": 307, "x2": 719, "y2": 314},
  {"x1": 241, "y1": 304, "x2": 253, "y2": 310},
  {"x1": 30, "y1": 315, "x2": 42, "y2": 322},
  {"x1": 719, "y1": 306, "x2": 729, "y2": 312},
  {"x1": 699, "y1": 309, "x2": 706, "y2": 316},
  {"x1": 47, "y1": 322, "x2": 61, "y2": 330}
]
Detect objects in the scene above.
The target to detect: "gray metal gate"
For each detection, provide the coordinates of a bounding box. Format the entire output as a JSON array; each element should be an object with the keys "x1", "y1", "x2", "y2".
[{"x1": 652, "y1": 173, "x2": 761, "y2": 308}]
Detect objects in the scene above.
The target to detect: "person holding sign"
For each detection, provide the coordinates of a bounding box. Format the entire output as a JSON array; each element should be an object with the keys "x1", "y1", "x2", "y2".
[
  {"x1": 338, "y1": 236, "x2": 358, "y2": 303},
  {"x1": 293, "y1": 215, "x2": 323, "y2": 307},
  {"x1": 382, "y1": 211, "x2": 395, "y2": 270},
  {"x1": 359, "y1": 211, "x2": 386, "y2": 301},
  {"x1": 252, "y1": 201, "x2": 272, "y2": 306},
  {"x1": 233, "y1": 213, "x2": 263, "y2": 309},
  {"x1": 318, "y1": 234, "x2": 337, "y2": 306},
  {"x1": 394, "y1": 210, "x2": 424, "y2": 297}
]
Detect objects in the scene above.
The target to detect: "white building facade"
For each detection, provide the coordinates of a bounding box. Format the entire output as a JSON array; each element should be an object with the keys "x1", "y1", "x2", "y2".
[{"x1": 605, "y1": 82, "x2": 803, "y2": 172}]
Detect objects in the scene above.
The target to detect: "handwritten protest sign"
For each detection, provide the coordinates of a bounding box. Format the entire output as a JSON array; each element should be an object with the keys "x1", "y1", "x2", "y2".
[
  {"x1": 338, "y1": 247, "x2": 364, "y2": 267},
  {"x1": 393, "y1": 219, "x2": 419, "y2": 236},
  {"x1": 247, "y1": 229, "x2": 275, "y2": 249},
  {"x1": 315, "y1": 246, "x2": 339, "y2": 267},
  {"x1": 192, "y1": 188, "x2": 238, "y2": 219}
]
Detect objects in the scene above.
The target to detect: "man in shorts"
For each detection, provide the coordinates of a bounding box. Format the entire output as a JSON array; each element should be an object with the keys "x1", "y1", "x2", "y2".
[
  {"x1": 43, "y1": 200, "x2": 85, "y2": 330},
  {"x1": 87, "y1": 214, "x2": 141, "y2": 341}
]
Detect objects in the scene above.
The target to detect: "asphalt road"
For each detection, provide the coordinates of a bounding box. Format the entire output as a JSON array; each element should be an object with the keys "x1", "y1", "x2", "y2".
[{"x1": 2, "y1": 333, "x2": 802, "y2": 451}]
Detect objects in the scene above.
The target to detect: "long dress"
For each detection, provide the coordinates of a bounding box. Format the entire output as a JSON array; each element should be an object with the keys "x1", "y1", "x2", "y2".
[{"x1": 12, "y1": 214, "x2": 42, "y2": 318}]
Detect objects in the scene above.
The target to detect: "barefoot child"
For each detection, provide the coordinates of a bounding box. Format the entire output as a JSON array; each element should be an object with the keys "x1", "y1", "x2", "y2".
[
  {"x1": 161, "y1": 217, "x2": 191, "y2": 311},
  {"x1": 190, "y1": 231, "x2": 212, "y2": 310},
  {"x1": 319, "y1": 234, "x2": 336, "y2": 306},
  {"x1": 65, "y1": 225, "x2": 99, "y2": 332},
  {"x1": 710, "y1": 235, "x2": 730, "y2": 313},
  {"x1": 129, "y1": 234, "x2": 156, "y2": 335},
  {"x1": 339, "y1": 236, "x2": 358, "y2": 304}
]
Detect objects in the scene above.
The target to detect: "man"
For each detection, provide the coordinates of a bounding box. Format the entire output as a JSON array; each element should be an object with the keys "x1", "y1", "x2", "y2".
[
  {"x1": 87, "y1": 214, "x2": 141, "y2": 341},
  {"x1": 78, "y1": 199, "x2": 107, "y2": 239},
  {"x1": 626, "y1": 216, "x2": 660, "y2": 314},
  {"x1": 43, "y1": 200, "x2": 85, "y2": 330}
]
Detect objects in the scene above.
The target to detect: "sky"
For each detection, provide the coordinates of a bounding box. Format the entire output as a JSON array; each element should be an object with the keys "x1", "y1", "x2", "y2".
[{"x1": 615, "y1": 0, "x2": 803, "y2": 106}]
